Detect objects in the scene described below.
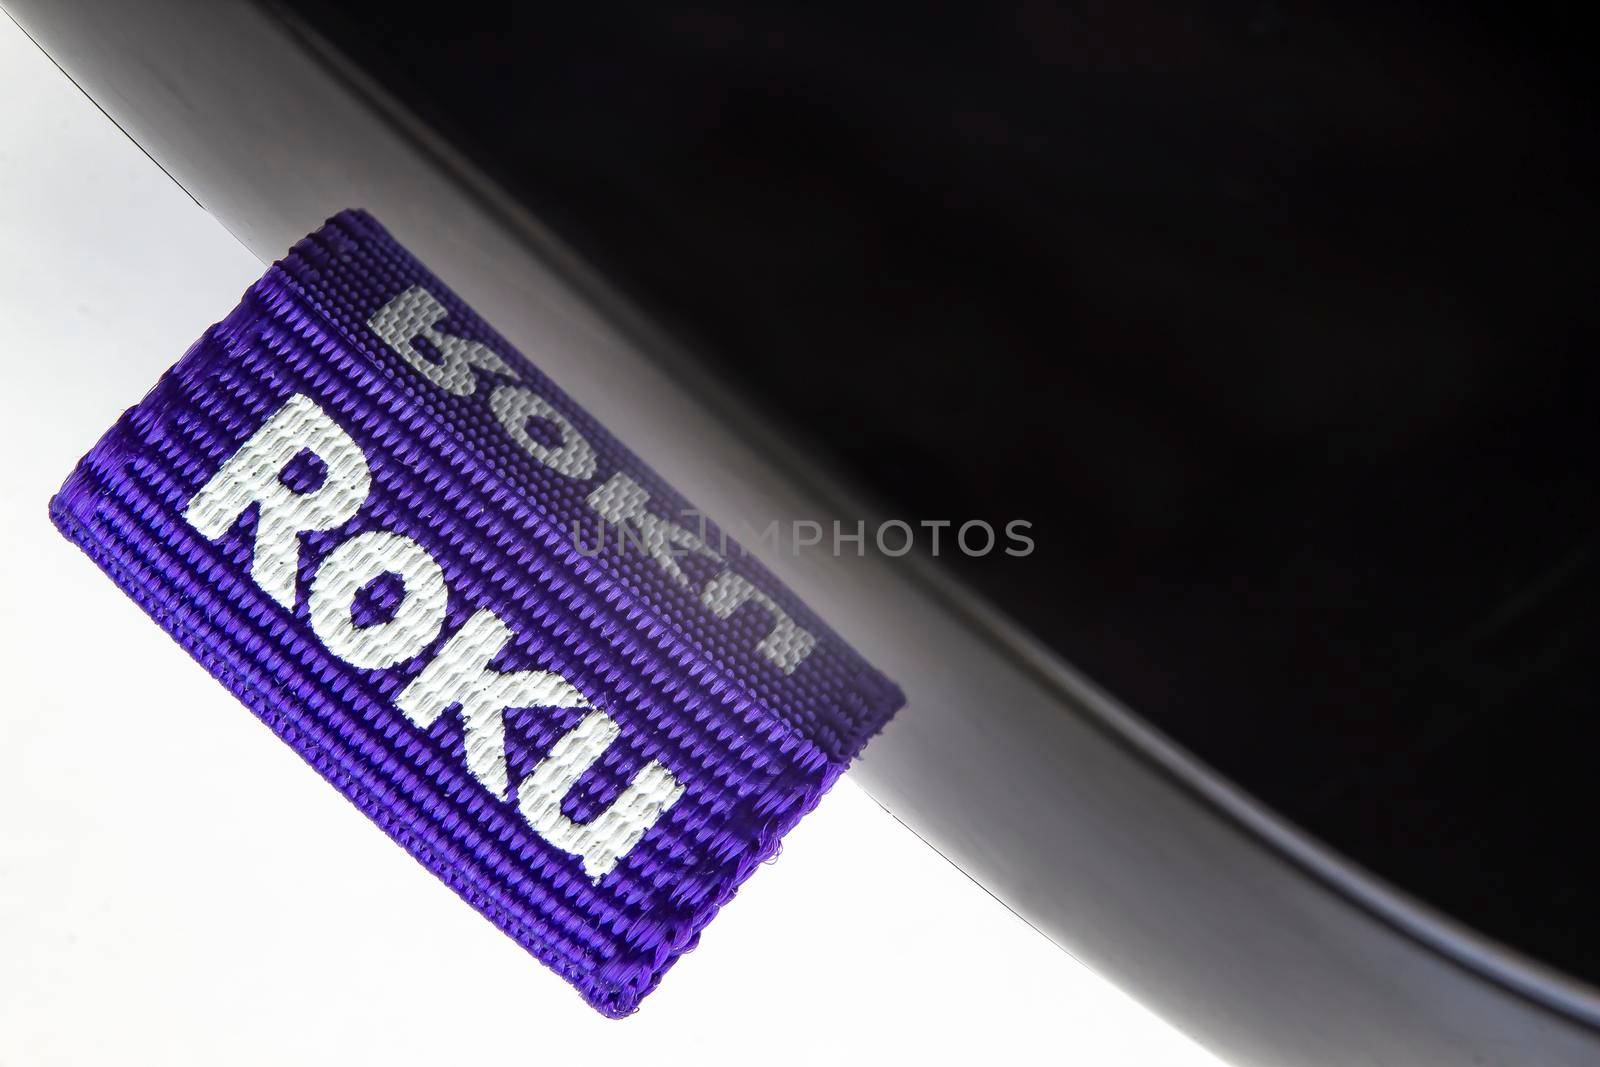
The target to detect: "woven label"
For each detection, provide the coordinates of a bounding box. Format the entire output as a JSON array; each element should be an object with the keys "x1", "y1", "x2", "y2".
[{"x1": 50, "y1": 210, "x2": 904, "y2": 1016}]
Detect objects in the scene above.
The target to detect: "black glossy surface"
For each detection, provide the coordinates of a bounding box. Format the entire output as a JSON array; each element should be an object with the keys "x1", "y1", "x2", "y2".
[{"x1": 278, "y1": 0, "x2": 1600, "y2": 981}]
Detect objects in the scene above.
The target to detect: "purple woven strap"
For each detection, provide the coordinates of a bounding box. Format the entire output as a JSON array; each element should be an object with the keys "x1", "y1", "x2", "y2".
[{"x1": 50, "y1": 210, "x2": 904, "y2": 1016}]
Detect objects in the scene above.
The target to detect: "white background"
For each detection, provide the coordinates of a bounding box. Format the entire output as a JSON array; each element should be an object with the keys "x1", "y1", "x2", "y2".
[{"x1": 0, "y1": 17, "x2": 1221, "y2": 1066}]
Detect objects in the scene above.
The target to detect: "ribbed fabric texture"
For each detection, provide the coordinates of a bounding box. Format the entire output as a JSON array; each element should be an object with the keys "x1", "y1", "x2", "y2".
[{"x1": 50, "y1": 210, "x2": 904, "y2": 1016}]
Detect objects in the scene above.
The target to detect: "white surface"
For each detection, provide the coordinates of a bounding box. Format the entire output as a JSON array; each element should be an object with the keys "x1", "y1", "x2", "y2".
[{"x1": 0, "y1": 19, "x2": 1222, "y2": 1066}]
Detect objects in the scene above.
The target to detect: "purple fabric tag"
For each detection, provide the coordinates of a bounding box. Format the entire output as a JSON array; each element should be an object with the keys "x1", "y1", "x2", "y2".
[{"x1": 50, "y1": 210, "x2": 904, "y2": 1016}]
